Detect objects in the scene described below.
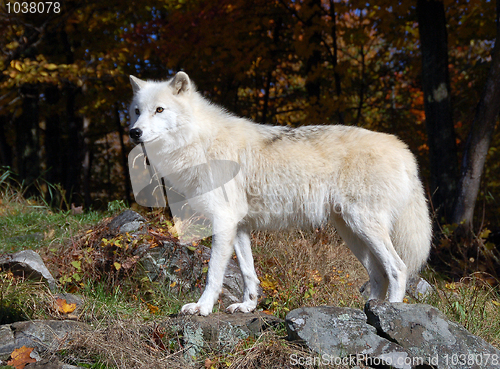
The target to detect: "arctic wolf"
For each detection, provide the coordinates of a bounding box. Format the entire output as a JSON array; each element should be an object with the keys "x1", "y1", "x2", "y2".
[{"x1": 128, "y1": 72, "x2": 432, "y2": 316}]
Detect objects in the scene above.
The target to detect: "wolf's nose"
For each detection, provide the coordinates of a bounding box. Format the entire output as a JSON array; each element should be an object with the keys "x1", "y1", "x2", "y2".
[{"x1": 130, "y1": 128, "x2": 142, "y2": 140}]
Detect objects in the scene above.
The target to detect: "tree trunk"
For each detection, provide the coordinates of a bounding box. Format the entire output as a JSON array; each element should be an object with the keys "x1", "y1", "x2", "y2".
[
  {"x1": 44, "y1": 86, "x2": 62, "y2": 191},
  {"x1": 304, "y1": 0, "x2": 322, "y2": 103},
  {"x1": 417, "y1": 0, "x2": 459, "y2": 223},
  {"x1": 63, "y1": 86, "x2": 83, "y2": 205},
  {"x1": 0, "y1": 115, "x2": 12, "y2": 167},
  {"x1": 330, "y1": 0, "x2": 344, "y2": 124},
  {"x1": 451, "y1": 0, "x2": 500, "y2": 232},
  {"x1": 82, "y1": 115, "x2": 93, "y2": 209},
  {"x1": 15, "y1": 85, "x2": 40, "y2": 188},
  {"x1": 115, "y1": 105, "x2": 132, "y2": 205}
]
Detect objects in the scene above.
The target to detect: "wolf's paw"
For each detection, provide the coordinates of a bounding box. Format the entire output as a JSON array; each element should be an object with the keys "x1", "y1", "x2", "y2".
[
  {"x1": 226, "y1": 301, "x2": 257, "y2": 314},
  {"x1": 180, "y1": 302, "x2": 212, "y2": 316}
]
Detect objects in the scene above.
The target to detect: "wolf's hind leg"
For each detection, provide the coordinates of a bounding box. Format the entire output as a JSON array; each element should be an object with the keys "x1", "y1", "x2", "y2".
[
  {"x1": 359, "y1": 225, "x2": 407, "y2": 302},
  {"x1": 226, "y1": 228, "x2": 260, "y2": 313},
  {"x1": 334, "y1": 218, "x2": 389, "y2": 300}
]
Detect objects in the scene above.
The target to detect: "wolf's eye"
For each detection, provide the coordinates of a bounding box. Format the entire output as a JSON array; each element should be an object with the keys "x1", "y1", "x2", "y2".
[
  {"x1": 135, "y1": 108, "x2": 140, "y2": 115},
  {"x1": 156, "y1": 107, "x2": 164, "y2": 113}
]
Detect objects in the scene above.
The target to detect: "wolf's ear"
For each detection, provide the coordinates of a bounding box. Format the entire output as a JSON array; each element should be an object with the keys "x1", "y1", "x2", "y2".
[
  {"x1": 130, "y1": 75, "x2": 147, "y2": 94},
  {"x1": 171, "y1": 71, "x2": 191, "y2": 95}
]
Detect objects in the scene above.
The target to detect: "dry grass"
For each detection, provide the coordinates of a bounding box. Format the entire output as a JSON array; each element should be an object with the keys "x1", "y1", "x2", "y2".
[
  {"x1": 68, "y1": 323, "x2": 337, "y2": 369},
  {"x1": 252, "y1": 226, "x2": 368, "y2": 317},
  {"x1": 68, "y1": 319, "x2": 189, "y2": 369},
  {"x1": 206, "y1": 331, "x2": 351, "y2": 369},
  {"x1": 424, "y1": 273, "x2": 500, "y2": 348}
]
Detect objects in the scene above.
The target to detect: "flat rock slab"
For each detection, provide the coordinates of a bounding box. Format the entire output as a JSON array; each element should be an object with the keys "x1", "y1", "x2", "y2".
[
  {"x1": 0, "y1": 320, "x2": 90, "y2": 360},
  {"x1": 286, "y1": 306, "x2": 412, "y2": 369},
  {"x1": 287, "y1": 302, "x2": 500, "y2": 369},
  {"x1": 165, "y1": 312, "x2": 283, "y2": 360},
  {"x1": 0, "y1": 250, "x2": 56, "y2": 291},
  {"x1": 365, "y1": 300, "x2": 500, "y2": 369}
]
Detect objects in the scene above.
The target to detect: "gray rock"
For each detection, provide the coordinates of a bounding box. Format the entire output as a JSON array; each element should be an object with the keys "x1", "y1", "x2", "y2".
[
  {"x1": 287, "y1": 302, "x2": 500, "y2": 369},
  {"x1": 360, "y1": 276, "x2": 433, "y2": 301},
  {"x1": 107, "y1": 210, "x2": 146, "y2": 234},
  {"x1": 0, "y1": 324, "x2": 16, "y2": 359},
  {"x1": 0, "y1": 250, "x2": 56, "y2": 291},
  {"x1": 54, "y1": 293, "x2": 84, "y2": 318},
  {"x1": 0, "y1": 320, "x2": 90, "y2": 360},
  {"x1": 165, "y1": 312, "x2": 282, "y2": 361},
  {"x1": 286, "y1": 306, "x2": 412, "y2": 369},
  {"x1": 365, "y1": 300, "x2": 500, "y2": 369},
  {"x1": 406, "y1": 277, "x2": 433, "y2": 299},
  {"x1": 142, "y1": 241, "x2": 260, "y2": 310}
]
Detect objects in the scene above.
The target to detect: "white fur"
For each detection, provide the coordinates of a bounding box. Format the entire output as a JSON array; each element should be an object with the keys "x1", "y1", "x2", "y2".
[{"x1": 129, "y1": 72, "x2": 432, "y2": 316}]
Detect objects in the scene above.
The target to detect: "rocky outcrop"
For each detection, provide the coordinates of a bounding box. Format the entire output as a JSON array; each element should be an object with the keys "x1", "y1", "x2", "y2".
[
  {"x1": 365, "y1": 300, "x2": 500, "y2": 369},
  {"x1": 3, "y1": 211, "x2": 499, "y2": 368},
  {"x1": 0, "y1": 250, "x2": 57, "y2": 291},
  {"x1": 286, "y1": 306, "x2": 412, "y2": 369},
  {"x1": 141, "y1": 240, "x2": 255, "y2": 309},
  {"x1": 164, "y1": 312, "x2": 282, "y2": 360},
  {"x1": 0, "y1": 320, "x2": 89, "y2": 360},
  {"x1": 0, "y1": 313, "x2": 281, "y2": 366},
  {"x1": 107, "y1": 209, "x2": 146, "y2": 234},
  {"x1": 286, "y1": 301, "x2": 500, "y2": 369}
]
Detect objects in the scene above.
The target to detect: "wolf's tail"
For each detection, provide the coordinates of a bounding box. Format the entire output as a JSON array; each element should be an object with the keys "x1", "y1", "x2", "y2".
[{"x1": 391, "y1": 182, "x2": 432, "y2": 277}]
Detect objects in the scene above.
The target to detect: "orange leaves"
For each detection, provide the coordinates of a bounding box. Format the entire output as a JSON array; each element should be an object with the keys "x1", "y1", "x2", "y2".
[
  {"x1": 7, "y1": 346, "x2": 36, "y2": 369},
  {"x1": 260, "y1": 274, "x2": 278, "y2": 293},
  {"x1": 147, "y1": 303, "x2": 160, "y2": 314},
  {"x1": 3, "y1": 57, "x2": 84, "y2": 88},
  {"x1": 55, "y1": 298, "x2": 77, "y2": 314}
]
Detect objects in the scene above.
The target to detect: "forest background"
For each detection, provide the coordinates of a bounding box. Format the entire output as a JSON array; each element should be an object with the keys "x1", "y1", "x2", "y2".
[{"x1": 1, "y1": 0, "x2": 500, "y2": 275}]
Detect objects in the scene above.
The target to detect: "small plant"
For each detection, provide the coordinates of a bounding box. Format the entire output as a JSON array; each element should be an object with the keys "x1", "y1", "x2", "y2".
[
  {"x1": 425, "y1": 274, "x2": 500, "y2": 347},
  {"x1": 107, "y1": 199, "x2": 128, "y2": 214},
  {"x1": 0, "y1": 270, "x2": 53, "y2": 324}
]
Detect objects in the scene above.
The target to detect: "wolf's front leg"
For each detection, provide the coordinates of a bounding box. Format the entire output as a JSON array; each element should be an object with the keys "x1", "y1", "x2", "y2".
[
  {"x1": 181, "y1": 228, "x2": 236, "y2": 316},
  {"x1": 226, "y1": 228, "x2": 260, "y2": 313}
]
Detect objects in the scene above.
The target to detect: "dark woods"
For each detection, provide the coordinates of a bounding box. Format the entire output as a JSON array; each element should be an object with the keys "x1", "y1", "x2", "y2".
[{"x1": 1, "y1": 0, "x2": 499, "y2": 241}]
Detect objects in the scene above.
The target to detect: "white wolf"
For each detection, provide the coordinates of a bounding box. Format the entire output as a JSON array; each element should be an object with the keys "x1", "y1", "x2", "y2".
[{"x1": 128, "y1": 71, "x2": 432, "y2": 316}]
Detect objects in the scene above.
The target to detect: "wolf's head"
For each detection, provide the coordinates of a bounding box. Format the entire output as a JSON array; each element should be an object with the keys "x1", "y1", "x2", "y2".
[{"x1": 129, "y1": 72, "x2": 195, "y2": 148}]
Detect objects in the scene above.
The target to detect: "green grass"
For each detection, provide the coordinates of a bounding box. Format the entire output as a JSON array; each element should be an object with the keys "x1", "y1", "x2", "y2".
[{"x1": 0, "y1": 202, "x2": 103, "y2": 253}]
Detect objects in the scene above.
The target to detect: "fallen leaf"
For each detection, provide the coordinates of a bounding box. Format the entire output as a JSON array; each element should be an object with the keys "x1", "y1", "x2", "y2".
[
  {"x1": 152, "y1": 325, "x2": 167, "y2": 350},
  {"x1": 55, "y1": 298, "x2": 77, "y2": 314},
  {"x1": 147, "y1": 303, "x2": 159, "y2": 314},
  {"x1": 7, "y1": 346, "x2": 36, "y2": 369},
  {"x1": 205, "y1": 358, "x2": 213, "y2": 368}
]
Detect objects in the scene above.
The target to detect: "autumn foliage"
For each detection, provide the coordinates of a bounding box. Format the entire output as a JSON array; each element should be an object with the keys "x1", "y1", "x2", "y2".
[{"x1": 1, "y1": 1, "x2": 499, "y2": 248}]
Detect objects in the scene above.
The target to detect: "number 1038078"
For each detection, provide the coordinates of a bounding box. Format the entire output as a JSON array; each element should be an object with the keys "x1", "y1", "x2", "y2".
[{"x1": 6, "y1": 2, "x2": 61, "y2": 14}]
